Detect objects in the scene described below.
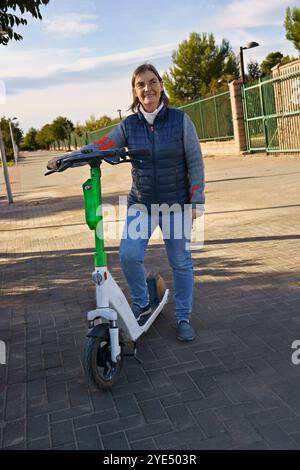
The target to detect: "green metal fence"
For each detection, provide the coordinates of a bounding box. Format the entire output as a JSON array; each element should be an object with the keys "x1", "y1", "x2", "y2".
[
  {"x1": 52, "y1": 124, "x2": 118, "y2": 150},
  {"x1": 242, "y1": 68, "x2": 300, "y2": 153},
  {"x1": 179, "y1": 91, "x2": 234, "y2": 141},
  {"x1": 88, "y1": 124, "x2": 116, "y2": 142}
]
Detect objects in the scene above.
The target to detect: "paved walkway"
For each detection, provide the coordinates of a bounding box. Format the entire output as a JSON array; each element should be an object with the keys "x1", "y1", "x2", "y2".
[{"x1": 1, "y1": 150, "x2": 300, "y2": 450}]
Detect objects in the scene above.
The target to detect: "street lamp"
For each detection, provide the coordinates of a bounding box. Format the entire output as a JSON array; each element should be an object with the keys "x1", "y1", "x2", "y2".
[
  {"x1": 0, "y1": 128, "x2": 13, "y2": 203},
  {"x1": 8, "y1": 117, "x2": 18, "y2": 164},
  {"x1": 117, "y1": 109, "x2": 122, "y2": 120},
  {"x1": 240, "y1": 41, "x2": 260, "y2": 84}
]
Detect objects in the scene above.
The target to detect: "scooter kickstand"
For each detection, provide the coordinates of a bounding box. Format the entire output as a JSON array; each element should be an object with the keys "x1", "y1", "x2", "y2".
[
  {"x1": 133, "y1": 342, "x2": 143, "y2": 364},
  {"x1": 124, "y1": 342, "x2": 143, "y2": 365}
]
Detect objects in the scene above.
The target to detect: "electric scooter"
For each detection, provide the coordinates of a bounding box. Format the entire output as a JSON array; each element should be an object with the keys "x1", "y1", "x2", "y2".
[{"x1": 45, "y1": 146, "x2": 169, "y2": 389}]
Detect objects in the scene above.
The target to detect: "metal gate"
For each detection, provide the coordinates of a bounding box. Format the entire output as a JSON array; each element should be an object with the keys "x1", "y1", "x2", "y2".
[{"x1": 242, "y1": 68, "x2": 300, "y2": 153}]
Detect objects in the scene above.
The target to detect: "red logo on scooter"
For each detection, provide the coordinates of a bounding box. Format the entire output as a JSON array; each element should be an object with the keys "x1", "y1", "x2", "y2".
[{"x1": 94, "y1": 136, "x2": 115, "y2": 150}]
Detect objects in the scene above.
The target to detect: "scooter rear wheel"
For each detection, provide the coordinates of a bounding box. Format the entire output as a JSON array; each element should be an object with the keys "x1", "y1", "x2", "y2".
[{"x1": 83, "y1": 327, "x2": 123, "y2": 389}]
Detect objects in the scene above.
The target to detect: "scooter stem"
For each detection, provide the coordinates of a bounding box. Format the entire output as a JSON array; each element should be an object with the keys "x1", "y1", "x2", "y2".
[{"x1": 83, "y1": 165, "x2": 107, "y2": 267}]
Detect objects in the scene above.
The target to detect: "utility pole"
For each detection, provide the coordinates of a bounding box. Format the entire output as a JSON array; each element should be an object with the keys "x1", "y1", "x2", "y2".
[{"x1": 0, "y1": 128, "x2": 14, "y2": 203}]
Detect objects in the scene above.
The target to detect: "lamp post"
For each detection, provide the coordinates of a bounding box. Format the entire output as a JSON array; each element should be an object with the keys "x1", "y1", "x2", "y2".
[
  {"x1": 1, "y1": 29, "x2": 19, "y2": 183},
  {"x1": 8, "y1": 117, "x2": 18, "y2": 164},
  {"x1": 239, "y1": 41, "x2": 260, "y2": 84},
  {"x1": 117, "y1": 109, "x2": 122, "y2": 121},
  {"x1": 0, "y1": 128, "x2": 13, "y2": 203}
]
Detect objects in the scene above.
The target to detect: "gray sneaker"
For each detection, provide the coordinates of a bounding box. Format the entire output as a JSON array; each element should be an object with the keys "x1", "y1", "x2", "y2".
[
  {"x1": 131, "y1": 303, "x2": 152, "y2": 321},
  {"x1": 177, "y1": 320, "x2": 195, "y2": 342}
]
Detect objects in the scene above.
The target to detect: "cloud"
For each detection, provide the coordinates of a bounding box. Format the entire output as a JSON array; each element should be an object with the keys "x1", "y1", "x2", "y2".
[
  {"x1": 0, "y1": 55, "x2": 172, "y2": 132},
  {"x1": 44, "y1": 13, "x2": 99, "y2": 37},
  {"x1": 212, "y1": 0, "x2": 292, "y2": 29},
  {"x1": 3, "y1": 43, "x2": 175, "y2": 94},
  {"x1": 49, "y1": 42, "x2": 176, "y2": 73},
  {"x1": 0, "y1": 48, "x2": 80, "y2": 78},
  {"x1": 1, "y1": 78, "x2": 132, "y2": 132}
]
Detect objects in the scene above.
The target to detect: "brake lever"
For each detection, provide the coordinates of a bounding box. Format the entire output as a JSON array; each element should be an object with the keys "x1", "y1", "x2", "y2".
[
  {"x1": 45, "y1": 169, "x2": 57, "y2": 176},
  {"x1": 44, "y1": 160, "x2": 71, "y2": 175},
  {"x1": 104, "y1": 160, "x2": 123, "y2": 165}
]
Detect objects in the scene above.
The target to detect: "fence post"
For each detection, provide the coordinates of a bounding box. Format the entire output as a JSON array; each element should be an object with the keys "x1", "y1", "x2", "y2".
[
  {"x1": 213, "y1": 95, "x2": 220, "y2": 138},
  {"x1": 229, "y1": 79, "x2": 247, "y2": 152},
  {"x1": 258, "y1": 78, "x2": 268, "y2": 149}
]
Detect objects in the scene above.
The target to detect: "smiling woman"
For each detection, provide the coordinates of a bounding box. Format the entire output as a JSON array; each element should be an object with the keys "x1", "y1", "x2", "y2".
[
  {"x1": 130, "y1": 63, "x2": 169, "y2": 113},
  {"x1": 134, "y1": 71, "x2": 164, "y2": 112},
  {"x1": 47, "y1": 61, "x2": 205, "y2": 342}
]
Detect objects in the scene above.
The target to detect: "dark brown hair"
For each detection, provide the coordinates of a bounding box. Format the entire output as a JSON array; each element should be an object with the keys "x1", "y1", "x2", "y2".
[{"x1": 129, "y1": 63, "x2": 169, "y2": 113}]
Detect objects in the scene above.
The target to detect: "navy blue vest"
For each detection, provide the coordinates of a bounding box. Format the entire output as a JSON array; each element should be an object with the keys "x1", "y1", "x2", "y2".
[{"x1": 124, "y1": 106, "x2": 189, "y2": 210}]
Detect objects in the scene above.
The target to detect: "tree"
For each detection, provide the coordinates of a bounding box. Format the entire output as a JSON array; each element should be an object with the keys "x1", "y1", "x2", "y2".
[
  {"x1": 0, "y1": 116, "x2": 23, "y2": 161},
  {"x1": 96, "y1": 115, "x2": 114, "y2": 129},
  {"x1": 35, "y1": 124, "x2": 54, "y2": 150},
  {"x1": 74, "y1": 121, "x2": 85, "y2": 137},
  {"x1": 50, "y1": 116, "x2": 74, "y2": 149},
  {"x1": 50, "y1": 116, "x2": 74, "y2": 150},
  {"x1": 247, "y1": 60, "x2": 261, "y2": 81},
  {"x1": 0, "y1": 0, "x2": 50, "y2": 46},
  {"x1": 261, "y1": 52, "x2": 284, "y2": 77},
  {"x1": 84, "y1": 115, "x2": 113, "y2": 132},
  {"x1": 285, "y1": 4, "x2": 300, "y2": 53},
  {"x1": 22, "y1": 127, "x2": 38, "y2": 150},
  {"x1": 260, "y1": 51, "x2": 296, "y2": 77},
  {"x1": 163, "y1": 32, "x2": 239, "y2": 106}
]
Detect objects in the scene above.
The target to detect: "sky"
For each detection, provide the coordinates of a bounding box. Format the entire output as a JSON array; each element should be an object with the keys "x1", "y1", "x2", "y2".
[{"x1": 0, "y1": 0, "x2": 299, "y2": 133}]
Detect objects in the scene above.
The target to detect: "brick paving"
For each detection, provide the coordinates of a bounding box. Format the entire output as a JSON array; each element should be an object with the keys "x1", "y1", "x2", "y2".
[{"x1": 0, "y1": 150, "x2": 300, "y2": 450}]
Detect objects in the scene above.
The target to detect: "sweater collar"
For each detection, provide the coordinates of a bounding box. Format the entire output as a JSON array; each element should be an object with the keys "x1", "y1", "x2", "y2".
[
  {"x1": 137, "y1": 103, "x2": 167, "y2": 124},
  {"x1": 138, "y1": 102, "x2": 164, "y2": 124}
]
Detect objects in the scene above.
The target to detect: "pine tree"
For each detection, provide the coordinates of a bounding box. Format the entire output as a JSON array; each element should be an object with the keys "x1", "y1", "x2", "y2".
[
  {"x1": 247, "y1": 60, "x2": 261, "y2": 81},
  {"x1": 163, "y1": 32, "x2": 239, "y2": 106},
  {"x1": 285, "y1": 4, "x2": 300, "y2": 54},
  {"x1": 260, "y1": 52, "x2": 296, "y2": 77}
]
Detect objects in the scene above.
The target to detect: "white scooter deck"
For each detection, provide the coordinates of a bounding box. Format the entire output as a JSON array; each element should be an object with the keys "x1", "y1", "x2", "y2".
[{"x1": 87, "y1": 268, "x2": 169, "y2": 342}]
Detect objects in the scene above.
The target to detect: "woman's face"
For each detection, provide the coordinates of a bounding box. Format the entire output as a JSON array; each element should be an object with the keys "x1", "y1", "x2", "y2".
[{"x1": 134, "y1": 70, "x2": 164, "y2": 113}]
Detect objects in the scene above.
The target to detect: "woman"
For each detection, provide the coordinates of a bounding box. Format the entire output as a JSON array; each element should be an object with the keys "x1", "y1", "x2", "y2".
[{"x1": 48, "y1": 63, "x2": 205, "y2": 341}]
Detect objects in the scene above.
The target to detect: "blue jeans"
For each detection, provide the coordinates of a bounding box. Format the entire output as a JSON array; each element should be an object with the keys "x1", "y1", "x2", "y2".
[{"x1": 119, "y1": 207, "x2": 193, "y2": 322}]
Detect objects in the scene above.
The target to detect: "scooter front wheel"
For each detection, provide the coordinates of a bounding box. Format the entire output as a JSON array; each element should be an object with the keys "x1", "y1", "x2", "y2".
[{"x1": 83, "y1": 328, "x2": 123, "y2": 389}]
